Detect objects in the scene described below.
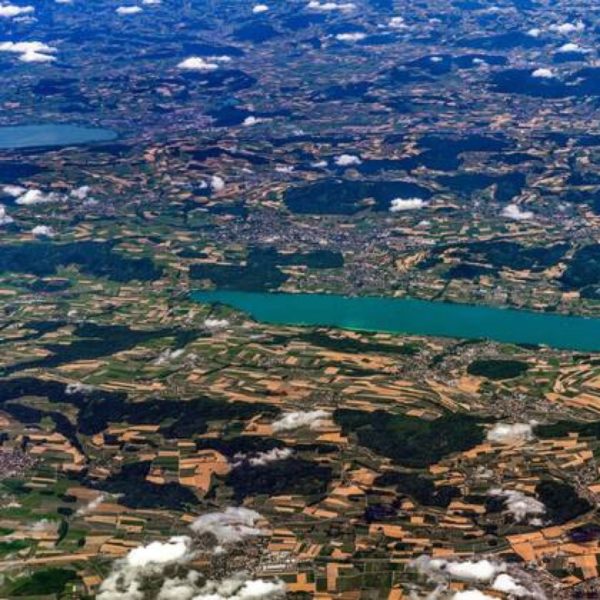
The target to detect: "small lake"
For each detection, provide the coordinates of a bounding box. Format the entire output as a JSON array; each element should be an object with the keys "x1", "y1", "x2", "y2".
[
  {"x1": 0, "y1": 124, "x2": 117, "y2": 149},
  {"x1": 192, "y1": 290, "x2": 600, "y2": 352}
]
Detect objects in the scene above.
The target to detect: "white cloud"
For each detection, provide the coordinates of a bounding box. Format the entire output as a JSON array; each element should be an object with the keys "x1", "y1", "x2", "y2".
[
  {"x1": 233, "y1": 447, "x2": 293, "y2": 468},
  {"x1": 0, "y1": 205, "x2": 14, "y2": 225},
  {"x1": 128, "y1": 537, "x2": 192, "y2": 568},
  {"x1": 178, "y1": 57, "x2": 219, "y2": 71},
  {"x1": 189, "y1": 507, "x2": 265, "y2": 546},
  {"x1": 0, "y1": 41, "x2": 55, "y2": 54},
  {"x1": 492, "y1": 573, "x2": 532, "y2": 597},
  {"x1": 19, "y1": 50, "x2": 55, "y2": 62},
  {"x1": 501, "y1": 203, "x2": 533, "y2": 221},
  {"x1": 204, "y1": 318, "x2": 230, "y2": 329},
  {"x1": 98, "y1": 536, "x2": 195, "y2": 600},
  {"x1": 487, "y1": 422, "x2": 533, "y2": 444},
  {"x1": 242, "y1": 115, "x2": 260, "y2": 127},
  {"x1": 252, "y1": 3, "x2": 268, "y2": 13},
  {"x1": 31, "y1": 224, "x2": 55, "y2": 237},
  {"x1": 413, "y1": 556, "x2": 506, "y2": 586},
  {"x1": 307, "y1": 1, "x2": 355, "y2": 11},
  {"x1": 531, "y1": 67, "x2": 555, "y2": 79},
  {"x1": 334, "y1": 153, "x2": 362, "y2": 167},
  {"x1": 488, "y1": 488, "x2": 545, "y2": 524},
  {"x1": 549, "y1": 21, "x2": 584, "y2": 34},
  {"x1": 194, "y1": 575, "x2": 286, "y2": 599},
  {"x1": 15, "y1": 189, "x2": 63, "y2": 205},
  {"x1": 2, "y1": 184, "x2": 26, "y2": 197},
  {"x1": 211, "y1": 175, "x2": 225, "y2": 192},
  {"x1": 154, "y1": 347, "x2": 185, "y2": 366},
  {"x1": 178, "y1": 55, "x2": 231, "y2": 71},
  {"x1": 271, "y1": 409, "x2": 329, "y2": 432},
  {"x1": 390, "y1": 197, "x2": 427, "y2": 212},
  {"x1": 116, "y1": 5, "x2": 142, "y2": 14},
  {"x1": 70, "y1": 185, "x2": 90, "y2": 200},
  {"x1": 526, "y1": 27, "x2": 541, "y2": 38},
  {"x1": 0, "y1": 3, "x2": 34, "y2": 17},
  {"x1": 556, "y1": 42, "x2": 587, "y2": 54},
  {"x1": 335, "y1": 32, "x2": 366, "y2": 42},
  {"x1": 142, "y1": 0, "x2": 161, "y2": 4},
  {"x1": 156, "y1": 572, "x2": 285, "y2": 600},
  {"x1": 66, "y1": 382, "x2": 95, "y2": 395},
  {"x1": 158, "y1": 572, "x2": 201, "y2": 600},
  {"x1": 0, "y1": 41, "x2": 57, "y2": 63},
  {"x1": 445, "y1": 560, "x2": 500, "y2": 582},
  {"x1": 388, "y1": 16, "x2": 406, "y2": 29},
  {"x1": 76, "y1": 493, "x2": 107, "y2": 516}
]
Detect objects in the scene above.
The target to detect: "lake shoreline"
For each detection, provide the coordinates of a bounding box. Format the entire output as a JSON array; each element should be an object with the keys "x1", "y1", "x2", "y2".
[{"x1": 192, "y1": 290, "x2": 600, "y2": 352}]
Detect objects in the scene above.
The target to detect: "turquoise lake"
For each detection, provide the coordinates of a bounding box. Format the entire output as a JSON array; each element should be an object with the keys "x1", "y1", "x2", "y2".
[
  {"x1": 0, "y1": 124, "x2": 117, "y2": 149},
  {"x1": 192, "y1": 290, "x2": 600, "y2": 352}
]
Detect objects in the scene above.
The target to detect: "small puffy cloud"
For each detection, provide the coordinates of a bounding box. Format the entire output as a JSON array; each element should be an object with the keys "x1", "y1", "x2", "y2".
[
  {"x1": 233, "y1": 447, "x2": 293, "y2": 468},
  {"x1": 335, "y1": 32, "x2": 366, "y2": 42},
  {"x1": 388, "y1": 16, "x2": 406, "y2": 29},
  {"x1": 190, "y1": 507, "x2": 265, "y2": 545},
  {"x1": 116, "y1": 5, "x2": 142, "y2": 14},
  {"x1": 31, "y1": 224, "x2": 55, "y2": 237},
  {"x1": 204, "y1": 318, "x2": 230, "y2": 329},
  {"x1": 211, "y1": 175, "x2": 225, "y2": 192},
  {"x1": 0, "y1": 41, "x2": 55, "y2": 54},
  {"x1": 98, "y1": 536, "x2": 194, "y2": 600},
  {"x1": 75, "y1": 493, "x2": 107, "y2": 516},
  {"x1": 157, "y1": 572, "x2": 285, "y2": 600},
  {"x1": 307, "y1": 1, "x2": 355, "y2": 11},
  {"x1": 178, "y1": 57, "x2": 219, "y2": 71},
  {"x1": 127, "y1": 536, "x2": 192, "y2": 568},
  {"x1": 501, "y1": 203, "x2": 533, "y2": 221},
  {"x1": 0, "y1": 205, "x2": 14, "y2": 225},
  {"x1": 66, "y1": 382, "x2": 95, "y2": 394},
  {"x1": 526, "y1": 27, "x2": 541, "y2": 38},
  {"x1": 531, "y1": 67, "x2": 555, "y2": 79},
  {"x1": 70, "y1": 185, "x2": 90, "y2": 200},
  {"x1": 242, "y1": 115, "x2": 260, "y2": 127},
  {"x1": 178, "y1": 55, "x2": 231, "y2": 71},
  {"x1": 3, "y1": 184, "x2": 26, "y2": 197},
  {"x1": 158, "y1": 572, "x2": 201, "y2": 600},
  {"x1": 252, "y1": 3, "x2": 268, "y2": 13},
  {"x1": 556, "y1": 42, "x2": 587, "y2": 54},
  {"x1": 272, "y1": 409, "x2": 329, "y2": 432},
  {"x1": 413, "y1": 555, "x2": 505, "y2": 585},
  {"x1": 20, "y1": 50, "x2": 55, "y2": 62},
  {"x1": 492, "y1": 573, "x2": 532, "y2": 597},
  {"x1": 445, "y1": 560, "x2": 500, "y2": 582},
  {"x1": 488, "y1": 488, "x2": 545, "y2": 524},
  {"x1": 154, "y1": 348, "x2": 185, "y2": 366},
  {"x1": 142, "y1": 0, "x2": 161, "y2": 4},
  {"x1": 549, "y1": 21, "x2": 584, "y2": 34},
  {"x1": 0, "y1": 3, "x2": 34, "y2": 17},
  {"x1": 196, "y1": 575, "x2": 286, "y2": 599},
  {"x1": 487, "y1": 422, "x2": 533, "y2": 444},
  {"x1": 390, "y1": 197, "x2": 427, "y2": 212},
  {"x1": 334, "y1": 153, "x2": 362, "y2": 167},
  {"x1": 0, "y1": 41, "x2": 57, "y2": 63},
  {"x1": 15, "y1": 189, "x2": 63, "y2": 205}
]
